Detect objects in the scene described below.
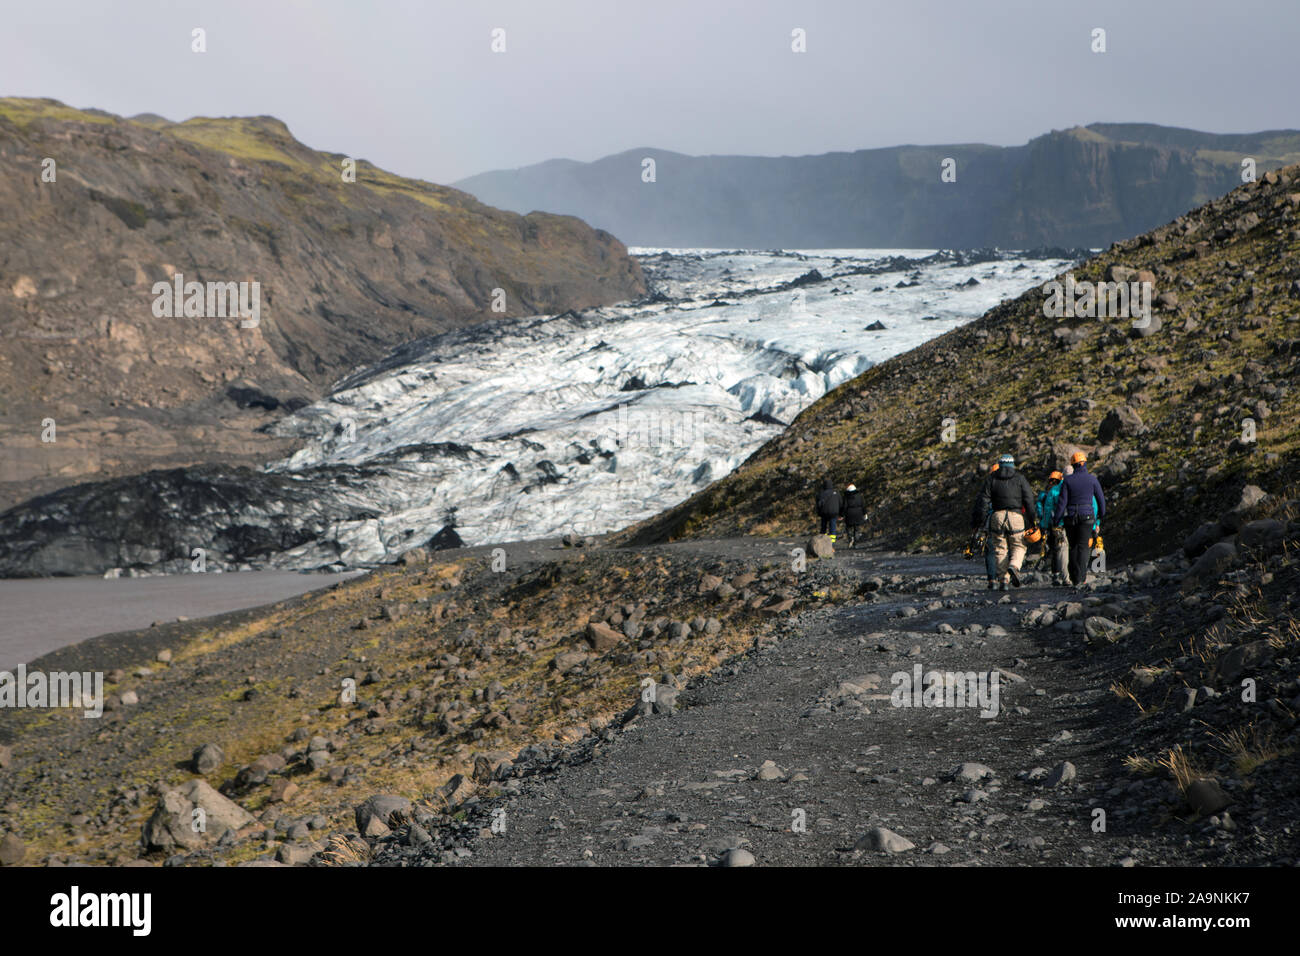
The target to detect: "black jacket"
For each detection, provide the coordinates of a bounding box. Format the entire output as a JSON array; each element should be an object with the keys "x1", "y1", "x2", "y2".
[
  {"x1": 842, "y1": 490, "x2": 866, "y2": 524},
  {"x1": 815, "y1": 479, "x2": 843, "y2": 517},
  {"x1": 972, "y1": 467, "x2": 1035, "y2": 528}
]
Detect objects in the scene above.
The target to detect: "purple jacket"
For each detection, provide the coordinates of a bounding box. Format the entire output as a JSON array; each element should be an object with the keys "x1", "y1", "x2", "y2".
[{"x1": 1053, "y1": 464, "x2": 1106, "y2": 524}]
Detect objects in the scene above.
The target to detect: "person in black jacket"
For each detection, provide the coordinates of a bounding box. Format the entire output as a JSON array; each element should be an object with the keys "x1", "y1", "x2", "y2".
[
  {"x1": 842, "y1": 483, "x2": 866, "y2": 548},
  {"x1": 971, "y1": 454, "x2": 1036, "y2": 590},
  {"x1": 815, "y1": 477, "x2": 843, "y2": 539},
  {"x1": 1053, "y1": 451, "x2": 1107, "y2": 588}
]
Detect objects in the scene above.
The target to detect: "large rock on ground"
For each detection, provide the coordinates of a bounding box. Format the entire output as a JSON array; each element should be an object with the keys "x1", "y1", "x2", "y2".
[
  {"x1": 807, "y1": 534, "x2": 834, "y2": 559},
  {"x1": 1182, "y1": 521, "x2": 1227, "y2": 559},
  {"x1": 1185, "y1": 778, "x2": 1232, "y2": 815},
  {"x1": 1097, "y1": 405, "x2": 1145, "y2": 443},
  {"x1": 584, "y1": 621, "x2": 623, "y2": 652},
  {"x1": 0, "y1": 832, "x2": 25, "y2": 866},
  {"x1": 143, "y1": 779, "x2": 256, "y2": 850},
  {"x1": 1182, "y1": 540, "x2": 1237, "y2": 589},
  {"x1": 191, "y1": 742, "x2": 224, "y2": 775},
  {"x1": 855, "y1": 826, "x2": 915, "y2": 854},
  {"x1": 1217, "y1": 640, "x2": 1273, "y2": 683},
  {"x1": 354, "y1": 794, "x2": 413, "y2": 837}
]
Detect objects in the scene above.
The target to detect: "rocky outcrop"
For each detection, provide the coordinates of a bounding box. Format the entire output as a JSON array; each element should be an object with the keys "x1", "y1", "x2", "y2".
[{"x1": 0, "y1": 98, "x2": 645, "y2": 511}]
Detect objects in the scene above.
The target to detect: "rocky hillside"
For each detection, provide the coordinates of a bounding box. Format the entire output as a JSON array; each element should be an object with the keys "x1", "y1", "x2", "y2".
[
  {"x1": 455, "y1": 124, "x2": 1300, "y2": 249},
  {"x1": 626, "y1": 164, "x2": 1300, "y2": 561},
  {"x1": 0, "y1": 98, "x2": 645, "y2": 510}
]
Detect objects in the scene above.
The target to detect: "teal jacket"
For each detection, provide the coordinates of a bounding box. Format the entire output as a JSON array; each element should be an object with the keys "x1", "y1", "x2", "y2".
[{"x1": 1038, "y1": 485, "x2": 1099, "y2": 531}]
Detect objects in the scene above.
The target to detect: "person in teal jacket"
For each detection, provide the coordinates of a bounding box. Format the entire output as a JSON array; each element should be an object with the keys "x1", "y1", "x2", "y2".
[
  {"x1": 1037, "y1": 471, "x2": 1068, "y2": 586},
  {"x1": 1037, "y1": 471, "x2": 1101, "y2": 586}
]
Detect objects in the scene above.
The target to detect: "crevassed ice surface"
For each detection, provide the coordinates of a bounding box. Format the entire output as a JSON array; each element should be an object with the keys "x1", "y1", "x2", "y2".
[{"x1": 265, "y1": 248, "x2": 1074, "y2": 566}]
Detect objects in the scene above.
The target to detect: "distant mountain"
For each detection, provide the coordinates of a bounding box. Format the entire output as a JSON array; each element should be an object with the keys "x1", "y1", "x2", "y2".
[
  {"x1": 0, "y1": 98, "x2": 645, "y2": 510},
  {"x1": 454, "y1": 124, "x2": 1300, "y2": 249}
]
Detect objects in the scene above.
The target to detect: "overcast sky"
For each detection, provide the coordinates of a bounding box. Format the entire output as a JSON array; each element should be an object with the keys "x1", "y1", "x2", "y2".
[{"x1": 2, "y1": 0, "x2": 1297, "y2": 184}]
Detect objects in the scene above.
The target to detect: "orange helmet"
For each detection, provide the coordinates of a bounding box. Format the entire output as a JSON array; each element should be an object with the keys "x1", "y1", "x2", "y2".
[
  {"x1": 1023, "y1": 526, "x2": 1044, "y2": 544},
  {"x1": 1071, "y1": 451, "x2": 1087, "y2": 465},
  {"x1": 1049, "y1": 470, "x2": 1063, "y2": 481}
]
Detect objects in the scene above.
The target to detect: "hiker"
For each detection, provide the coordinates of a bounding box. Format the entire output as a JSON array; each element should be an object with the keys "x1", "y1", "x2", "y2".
[
  {"x1": 815, "y1": 477, "x2": 843, "y2": 540},
  {"x1": 842, "y1": 483, "x2": 866, "y2": 548},
  {"x1": 971, "y1": 454, "x2": 1036, "y2": 590},
  {"x1": 1053, "y1": 451, "x2": 1107, "y2": 588},
  {"x1": 1036, "y1": 471, "x2": 1069, "y2": 586}
]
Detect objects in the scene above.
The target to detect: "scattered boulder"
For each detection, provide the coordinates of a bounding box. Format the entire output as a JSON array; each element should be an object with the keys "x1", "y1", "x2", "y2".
[
  {"x1": 1097, "y1": 405, "x2": 1145, "y2": 443},
  {"x1": 1045, "y1": 761, "x2": 1077, "y2": 787},
  {"x1": 1217, "y1": 640, "x2": 1273, "y2": 684},
  {"x1": 807, "y1": 534, "x2": 834, "y2": 559},
  {"x1": 1182, "y1": 521, "x2": 1227, "y2": 559},
  {"x1": 855, "y1": 826, "x2": 915, "y2": 854},
  {"x1": 1238, "y1": 519, "x2": 1285, "y2": 550},
  {"x1": 192, "y1": 742, "x2": 224, "y2": 775},
  {"x1": 0, "y1": 744, "x2": 11, "y2": 769},
  {"x1": 584, "y1": 621, "x2": 623, "y2": 652},
  {"x1": 1185, "y1": 778, "x2": 1232, "y2": 816},
  {"x1": 354, "y1": 794, "x2": 412, "y2": 836},
  {"x1": 143, "y1": 779, "x2": 255, "y2": 851},
  {"x1": 552, "y1": 649, "x2": 591, "y2": 675},
  {"x1": 721, "y1": 847, "x2": 756, "y2": 867},
  {"x1": 951, "y1": 762, "x2": 995, "y2": 785},
  {"x1": 1182, "y1": 540, "x2": 1237, "y2": 589},
  {"x1": 472, "y1": 752, "x2": 513, "y2": 784},
  {"x1": 0, "y1": 833, "x2": 25, "y2": 866}
]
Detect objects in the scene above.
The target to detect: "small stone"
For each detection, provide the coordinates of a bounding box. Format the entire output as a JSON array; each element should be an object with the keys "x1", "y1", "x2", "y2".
[
  {"x1": 855, "y1": 826, "x2": 915, "y2": 854},
  {"x1": 952, "y1": 762, "x2": 995, "y2": 784},
  {"x1": 721, "y1": 848, "x2": 755, "y2": 867},
  {"x1": 192, "y1": 743, "x2": 224, "y2": 775},
  {"x1": 1045, "y1": 761, "x2": 1077, "y2": 787},
  {"x1": 1185, "y1": 778, "x2": 1232, "y2": 816},
  {"x1": 120, "y1": 690, "x2": 139, "y2": 706},
  {"x1": 0, "y1": 833, "x2": 26, "y2": 866}
]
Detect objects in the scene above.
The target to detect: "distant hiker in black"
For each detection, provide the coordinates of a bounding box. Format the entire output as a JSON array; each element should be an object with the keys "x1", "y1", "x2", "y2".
[
  {"x1": 1053, "y1": 451, "x2": 1107, "y2": 588},
  {"x1": 842, "y1": 483, "x2": 866, "y2": 548},
  {"x1": 971, "y1": 454, "x2": 1035, "y2": 589},
  {"x1": 815, "y1": 478, "x2": 843, "y2": 539}
]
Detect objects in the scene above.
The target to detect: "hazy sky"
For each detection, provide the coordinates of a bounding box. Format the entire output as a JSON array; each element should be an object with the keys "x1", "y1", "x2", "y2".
[{"x1": 2, "y1": 0, "x2": 1297, "y2": 184}]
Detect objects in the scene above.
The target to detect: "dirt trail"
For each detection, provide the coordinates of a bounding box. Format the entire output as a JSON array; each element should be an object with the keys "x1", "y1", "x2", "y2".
[{"x1": 383, "y1": 544, "x2": 1222, "y2": 866}]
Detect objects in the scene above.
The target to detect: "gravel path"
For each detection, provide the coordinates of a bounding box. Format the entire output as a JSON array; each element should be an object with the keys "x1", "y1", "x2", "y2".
[{"x1": 401, "y1": 546, "x2": 1208, "y2": 867}]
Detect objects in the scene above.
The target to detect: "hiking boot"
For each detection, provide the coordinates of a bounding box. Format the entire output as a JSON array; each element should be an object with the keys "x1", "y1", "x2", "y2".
[
  {"x1": 998, "y1": 581, "x2": 1008, "y2": 592},
  {"x1": 987, "y1": 579, "x2": 996, "y2": 590},
  {"x1": 1008, "y1": 567, "x2": 1022, "y2": 588}
]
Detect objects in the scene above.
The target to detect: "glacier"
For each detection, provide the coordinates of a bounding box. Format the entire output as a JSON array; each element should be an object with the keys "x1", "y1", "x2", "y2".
[{"x1": 253, "y1": 247, "x2": 1079, "y2": 568}]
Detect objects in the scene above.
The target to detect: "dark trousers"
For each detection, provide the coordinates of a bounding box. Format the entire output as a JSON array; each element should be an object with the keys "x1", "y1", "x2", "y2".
[
  {"x1": 1066, "y1": 519, "x2": 1092, "y2": 585},
  {"x1": 820, "y1": 516, "x2": 838, "y2": 535}
]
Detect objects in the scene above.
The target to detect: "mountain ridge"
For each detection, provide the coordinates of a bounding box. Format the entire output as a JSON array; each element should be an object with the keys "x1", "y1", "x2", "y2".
[{"x1": 454, "y1": 123, "x2": 1300, "y2": 249}]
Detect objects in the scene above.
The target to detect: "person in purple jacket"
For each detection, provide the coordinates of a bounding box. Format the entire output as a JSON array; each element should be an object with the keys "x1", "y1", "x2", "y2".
[{"x1": 1053, "y1": 451, "x2": 1106, "y2": 588}]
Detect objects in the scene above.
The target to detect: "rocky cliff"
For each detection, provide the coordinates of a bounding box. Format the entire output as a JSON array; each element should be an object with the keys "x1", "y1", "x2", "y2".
[
  {"x1": 455, "y1": 124, "x2": 1300, "y2": 249},
  {"x1": 0, "y1": 99, "x2": 645, "y2": 510}
]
